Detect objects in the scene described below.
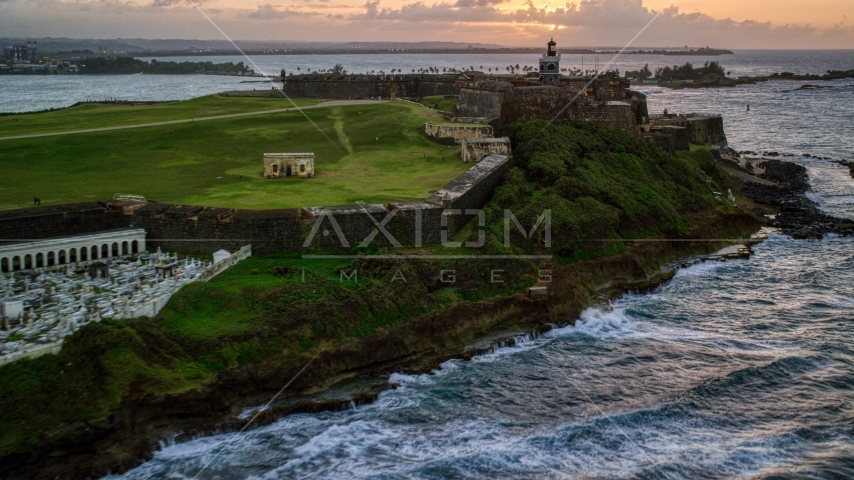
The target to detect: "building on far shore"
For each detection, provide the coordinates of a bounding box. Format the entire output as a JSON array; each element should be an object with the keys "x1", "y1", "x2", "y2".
[
  {"x1": 263, "y1": 153, "x2": 315, "y2": 178},
  {"x1": 3, "y1": 41, "x2": 38, "y2": 63}
]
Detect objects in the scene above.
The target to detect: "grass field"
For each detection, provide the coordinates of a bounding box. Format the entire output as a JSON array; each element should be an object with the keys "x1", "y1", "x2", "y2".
[
  {"x1": 0, "y1": 96, "x2": 324, "y2": 137},
  {"x1": 0, "y1": 96, "x2": 471, "y2": 210},
  {"x1": 417, "y1": 95, "x2": 459, "y2": 115}
]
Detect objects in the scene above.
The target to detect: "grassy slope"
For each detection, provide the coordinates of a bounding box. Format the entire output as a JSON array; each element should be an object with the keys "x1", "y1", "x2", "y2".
[
  {"x1": 0, "y1": 119, "x2": 733, "y2": 459},
  {"x1": 417, "y1": 95, "x2": 459, "y2": 115},
  {"x1": 0, "y1": 96, "x2": 323, "y2": 137},
  {"x1": 0, "y1": 99, "x2": 469, "y2": 210}
]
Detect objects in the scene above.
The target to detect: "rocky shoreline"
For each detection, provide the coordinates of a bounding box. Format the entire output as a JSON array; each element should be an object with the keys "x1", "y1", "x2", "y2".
[
  {"x1": 738, "y1": 159, "x2": 854, "y2": 239},
  {"x1": 644, "y1": 70, "x2": 854, "y2": 90},
  {"x1": 0, "y1": 208, "x2": 760, "y2": 480}
]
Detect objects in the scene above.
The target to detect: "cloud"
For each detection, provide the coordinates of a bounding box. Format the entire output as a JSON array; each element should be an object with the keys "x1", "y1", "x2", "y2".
[
  {"x1": 345, "y1": 0, "x2": 854, "y2": 48},
  {"x1": 1, "y1": 0, "x2": 852, "y2": 48},
  {"x1": 453, "y1": 0, "x2": 508, "y2": 8},
  {"x1": 242, "y1": 4, "x2": 323, "y2": 18},
  {"x1": 151, "y1": 0, "x2": 214, "y2": 6}
]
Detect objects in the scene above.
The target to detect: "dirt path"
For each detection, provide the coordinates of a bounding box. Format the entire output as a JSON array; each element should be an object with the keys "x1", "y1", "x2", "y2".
[{"x1": 0, "y1": 100, "x2": 388, "y2": 142}]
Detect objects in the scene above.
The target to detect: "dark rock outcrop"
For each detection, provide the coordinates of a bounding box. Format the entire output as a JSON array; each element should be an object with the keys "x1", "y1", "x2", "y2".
[{"x1": 742, "y1": 160, "x2": 854, "y2": 239}]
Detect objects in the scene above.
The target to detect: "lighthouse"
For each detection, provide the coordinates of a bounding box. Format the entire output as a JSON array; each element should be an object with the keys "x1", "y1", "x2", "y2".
[{"x1": 538, "y1": 38, "x2": 561, "y2": 85}]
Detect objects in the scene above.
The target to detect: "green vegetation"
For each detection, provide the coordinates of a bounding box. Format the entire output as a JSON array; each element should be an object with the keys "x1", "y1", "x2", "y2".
[
  {"x1": 0, "y1": 97, "x2": 470, "y2": 210},
  {"x1": 0, "y1": 96, "x2": 322, "y2": 136},
  {"x1": 417, "y1": 95, "x2": 459, "y2": 115},
  {"x1": 0, "y1": 119, "x2": 730, "y2": 458},
  {"x1": 78, "y1": 57, "x2": 254, "y2": 75},
  {"x1": 0, "y1": 252, "x2": 537, "y2": 455},
  {"x1": 625, "y1": 64, "x2": 653, "y2": 81},
  {"x1": 477, "y1": 120, "x2": 727, "y2": 260},
  {"x1": 654, "y1": 61, "x2": 727, "y2": 82}
]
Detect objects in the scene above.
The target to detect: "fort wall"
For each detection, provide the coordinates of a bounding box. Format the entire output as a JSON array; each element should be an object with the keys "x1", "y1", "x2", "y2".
[
  {"x1": 427, "y1": 154, "x2": 515, "y2": 233},
  {"x1": 457, "y1": 83, "x2": 510, "y2": 120},
  {"x1": 461, "y1": 138, "x2": 512, "y2": 163},
  {"x1": 650, "y1": 115, "x2": 727, "y2": 146},
  {"x1": 281, "y1": 74, "x2": 468, "y2": 100},
  {"x1": 458, "y1": 79, "x2": 643, "y2": 132},
  {"x1": 0, "y1": 203, "x2": 128, "y2": 241},
  {"x1": 423, "y1": 123, "x2": 494, "y2": 145}
]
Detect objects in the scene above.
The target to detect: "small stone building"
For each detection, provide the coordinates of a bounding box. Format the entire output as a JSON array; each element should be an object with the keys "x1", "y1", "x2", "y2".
[
  {"x1": 263, "y1": 153, "x2": 315, "y2": 178},
  {"x1": 461, "y1": 137, "x2": 512, "y2": 163}
]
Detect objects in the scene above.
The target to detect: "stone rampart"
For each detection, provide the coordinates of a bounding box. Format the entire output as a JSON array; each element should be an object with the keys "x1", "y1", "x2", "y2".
[
  {"x1": 461, "y1": 137, "x2": 512, "y2": 163},
  {"x1": 687, "y1": 116, "x2": 727, "y2": 146},
  {"x1": 281, "y1": 73, "x2": 469, "y2": 100},
  {"x1": 423, "y1": 123, "x2": 494, "y2": 145},
  {"x1": 459, "y1": 83, "x2": 640, "y2": 132},
  {"x1": 643, "y1": 126, "x2": 691, "y2": 154},
  {"x1": 126, "y1": 203, "x2": 304, "y2": 255},
  {"x1": 449, "y1": 117, "x2": 490, "y2": 124},
  {"x1": 651, "y1": 114, "x2": 728, "y2": 146},
  {"x1": 0, "y1": 202, "x2": 128, "y2": 242},
  {"x1": 457, "y1": 83, "x2": 510, "y2": 120},
  {"x1": 427, "y1": 154, "x2": 515, "y2": 233}
]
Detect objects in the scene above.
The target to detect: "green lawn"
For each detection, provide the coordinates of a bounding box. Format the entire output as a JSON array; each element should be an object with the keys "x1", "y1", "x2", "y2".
[
  {"x1": 417, "y1": 95, "x2": 459, "y2": 115},
  {"x1": 0, "y1": 98, "x2": 470, "y2": 210},
  {"x1": 0, "y1": 96, "x2": 324, "y2": 137}
]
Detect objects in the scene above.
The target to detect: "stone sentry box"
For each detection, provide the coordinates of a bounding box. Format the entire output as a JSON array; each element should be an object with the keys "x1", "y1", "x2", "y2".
[{"x1": 264, "y1": 153, "x2": 315, "y2": 178}]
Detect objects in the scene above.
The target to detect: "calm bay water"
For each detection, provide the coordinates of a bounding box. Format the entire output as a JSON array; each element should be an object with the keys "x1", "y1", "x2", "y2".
[{"x1": 5, "y1": 50, "x2": 852, "y2": 479}]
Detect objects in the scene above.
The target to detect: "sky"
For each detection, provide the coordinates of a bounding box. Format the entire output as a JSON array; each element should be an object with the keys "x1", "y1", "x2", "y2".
[{"x1": 1, "y1": 0, "x2": 853, "y2": 49}]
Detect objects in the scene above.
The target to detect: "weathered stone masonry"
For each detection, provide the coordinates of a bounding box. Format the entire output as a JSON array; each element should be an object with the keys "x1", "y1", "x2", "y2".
[
  {"x1": 423, "y1": 123, "x2": 494, "y2": 145},
  {"x1": 281, "y1": 73, "x2": 471, "y2": 100},
  {"x1": 457, "y1": 78, "x2": 648, "y2": 132}
]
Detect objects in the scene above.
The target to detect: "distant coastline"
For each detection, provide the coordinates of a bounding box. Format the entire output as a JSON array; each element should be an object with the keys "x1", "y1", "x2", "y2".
[
  {"x1": 640, "y1": 69, "x2": 854, "y2": 89},
  {"x1": 123, "y1": 47, "x2": 734, "y2": 57}
]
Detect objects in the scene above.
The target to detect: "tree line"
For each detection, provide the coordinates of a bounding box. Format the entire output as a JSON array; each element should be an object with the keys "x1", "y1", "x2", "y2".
[
  {"x1": 625, "y1": 61, "x2": 727, "y2": 82},
  {"x1": 78, "y1": 57, "x2": 254, "y2": 75}
]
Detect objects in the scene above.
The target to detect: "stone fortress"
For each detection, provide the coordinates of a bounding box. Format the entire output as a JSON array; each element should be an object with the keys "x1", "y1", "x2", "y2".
[{"x1": 280, "y1": 39, "x2": 726, "y2": 148}]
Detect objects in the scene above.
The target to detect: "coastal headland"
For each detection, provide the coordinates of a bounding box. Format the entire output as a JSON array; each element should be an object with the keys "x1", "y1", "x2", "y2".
[{"x1": 1, "y1": 69, "x2": 852, "y2": 479}]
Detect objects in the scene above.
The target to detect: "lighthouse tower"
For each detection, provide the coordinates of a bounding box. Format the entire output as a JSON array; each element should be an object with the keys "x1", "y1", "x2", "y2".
[{"x1": 538, "y1": 38, "x2": 561, "y2": 85}]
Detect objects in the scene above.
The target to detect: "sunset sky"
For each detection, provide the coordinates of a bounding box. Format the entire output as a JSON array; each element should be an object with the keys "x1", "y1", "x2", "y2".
[{"x1": 1, "y1": 0, "x2": 852, "y2": 48}]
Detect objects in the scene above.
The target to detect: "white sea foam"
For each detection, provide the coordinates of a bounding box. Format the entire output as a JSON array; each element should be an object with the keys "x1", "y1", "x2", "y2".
[
  {"x1": 569, "y1": 307, "x2": 639, "y2": 339},
  {"x1": 388, "y1": 358, "x2": 461, "y2": 387}
]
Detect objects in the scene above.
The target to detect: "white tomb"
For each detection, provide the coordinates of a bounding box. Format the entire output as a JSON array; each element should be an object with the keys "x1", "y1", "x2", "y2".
[{"x1": 213, "y1": 250, "x2": 232, "y2": 265}]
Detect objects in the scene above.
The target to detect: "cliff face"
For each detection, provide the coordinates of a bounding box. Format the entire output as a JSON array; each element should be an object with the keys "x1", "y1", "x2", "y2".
[{"x1": 0, "y1": 208, "x2": 760, "y2": 480}]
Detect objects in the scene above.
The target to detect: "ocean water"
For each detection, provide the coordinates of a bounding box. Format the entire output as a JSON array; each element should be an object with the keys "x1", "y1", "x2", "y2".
[{"x1": 2, "y1": 49, "x2": 852, "y2": 114}]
